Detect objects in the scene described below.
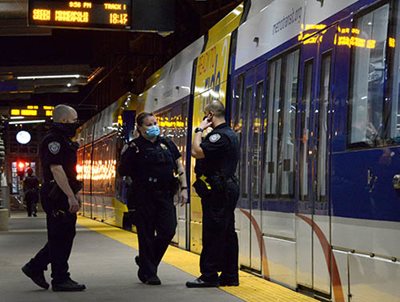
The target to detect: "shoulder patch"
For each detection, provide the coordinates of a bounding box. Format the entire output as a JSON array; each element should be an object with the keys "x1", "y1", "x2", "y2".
[
  {"x1": 129, "y1": 141, "x2": 139, "y2": 153},
  {"x1": 48, "y1": 141, "x2": 61, "y2": 154},
  {"x1": 209, "y1": 133, "x2": 221, "y2": 143}
]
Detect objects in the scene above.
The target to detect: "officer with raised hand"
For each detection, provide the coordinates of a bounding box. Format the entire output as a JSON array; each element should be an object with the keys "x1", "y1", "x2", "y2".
[
  {"x1": 22, "y1": 104, "x2": 86, "y2": 292},
  {"x1": 119, "y1": 112, "x2": 188, "y2": 285},
  {"x1": 186, "y1": 100, "x2": 240, "y2": 288}
]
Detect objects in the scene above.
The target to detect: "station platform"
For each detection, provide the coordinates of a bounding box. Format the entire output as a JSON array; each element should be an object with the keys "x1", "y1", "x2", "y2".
[{"x1": 0, "y1": 212, "x2": 318, "y2": 302}]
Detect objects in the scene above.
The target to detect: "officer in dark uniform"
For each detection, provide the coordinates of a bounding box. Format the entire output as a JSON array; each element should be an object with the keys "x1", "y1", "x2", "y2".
[
  {"x1": 186, "y1": 100, "x2": 240, "y2": 288},
  {"x1": 22, "y1": 105, "x2": 86, "y2": 292},
  {"x1": 119, "y1": 112, "x2": 188, "y2": 285}
]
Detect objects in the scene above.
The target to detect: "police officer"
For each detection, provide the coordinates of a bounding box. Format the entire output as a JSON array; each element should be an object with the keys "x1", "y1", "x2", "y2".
[
  {"x1": 23, "y1": 167, "x2": 40, "y2": 217},
  {"x1": 186, "y1": 100, "x2": 240, "y2": 288},
  {"x1": 119, "y1": 112, "x2": 188, "y2": 285},
  {"x1": 22, "y1": 105, "x2": 86, "y2": 291}
]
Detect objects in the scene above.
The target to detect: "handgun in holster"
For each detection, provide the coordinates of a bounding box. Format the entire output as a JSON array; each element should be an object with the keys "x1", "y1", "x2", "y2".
[
  {"x1": 193, "y1": 175, "x2": 212, "y2": 198},
  {"x1": 206, "y1": 175, "x2": 227, "y2": 194}
]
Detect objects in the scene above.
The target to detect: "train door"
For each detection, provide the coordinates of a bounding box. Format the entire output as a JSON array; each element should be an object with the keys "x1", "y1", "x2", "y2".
[
  {"x1": 297, "y1": 25, "x2": 337, "y2": 297},
  {"x1": 232, "y1": 62, "x2": 266, "y2": 272}
]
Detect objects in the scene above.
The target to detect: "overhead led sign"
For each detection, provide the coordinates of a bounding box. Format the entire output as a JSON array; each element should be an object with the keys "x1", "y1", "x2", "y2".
[
  {"x1": 28, "y1": 1, "x2": 131, "y2": 30},
  {"x1": 10, "y1": 105, "x2": 54, "y2": 117}
]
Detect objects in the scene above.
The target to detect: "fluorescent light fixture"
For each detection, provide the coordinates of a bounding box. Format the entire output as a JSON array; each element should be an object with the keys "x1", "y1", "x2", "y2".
[
  {"x1": 10, "y1": 116, "x2": 25, "y2": 120},
  {"x1": 16, "y1": 74, "x2": 81, "y2": 80},
  {"x1": 9, "y1": 119, "x2": 46, "y2": 125}
]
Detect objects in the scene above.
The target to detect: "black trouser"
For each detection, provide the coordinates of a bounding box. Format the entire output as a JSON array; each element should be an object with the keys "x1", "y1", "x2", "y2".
[
  {"x1": 28, "y1": 195, "x2": 77, "y2": 283},
  {"x1": 135, "y1": 188, "x2": 177, "y2": 278},
  {"x1": 200, "y1": 180, "x2": 239, "y2": 282},
  {"x1": 26, "y1": 198, "x2": 37, "y2": 216}
]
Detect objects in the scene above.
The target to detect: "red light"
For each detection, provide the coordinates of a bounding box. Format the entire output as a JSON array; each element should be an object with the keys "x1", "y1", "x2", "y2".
[{"x1": 17, "y1": 161, "x2": 25, "y2": 171}]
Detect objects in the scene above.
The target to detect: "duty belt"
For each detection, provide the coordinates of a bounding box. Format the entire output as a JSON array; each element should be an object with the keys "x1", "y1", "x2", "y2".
[{"x1": 139, "y1": 177, "x2": 172, "y2": 190}]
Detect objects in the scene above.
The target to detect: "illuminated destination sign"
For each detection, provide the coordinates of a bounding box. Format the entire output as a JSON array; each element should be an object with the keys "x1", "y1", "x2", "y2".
[{"x1": 28, "y1": 1, "x2": 131, "y2": 30}]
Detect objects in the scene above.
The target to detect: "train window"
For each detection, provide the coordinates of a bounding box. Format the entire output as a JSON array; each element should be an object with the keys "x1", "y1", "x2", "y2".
[
  {"x1": 349, "y1": 4, "x2": 389, "y2": 147},
  {"x1": 279, "y1": 50, "x2": 299, "y2": 197},
  {"x1": 300, "y1": 60, "x2": 313, "y2": 201},
  {"x1": 231, "y1": 75, "x2": 244, "y2": 134},
  {"x1": 264, "y1": 49, "x2": 299, "y2": 198},
  {"x1": 251, "y1": 81, "x2": 264, "y2": 199},
  {"x1": 240, "y1": 86, "x2": 252, "y2": 197},
  {"x1": 264, "y1": 59, "x2": 280, "y2": 197},
  {"x1": 232, "y1": 75, "x2": 244, "y2": 181},
  {"x1": 317, "y1": 54, "x2": 331, "y2": 202},
  {"x1": 180, "y1": 101, "x2": 188, "y2": 166},
  {"x1": 389, "y1": 5, "x2": 400, "y2": 142}
]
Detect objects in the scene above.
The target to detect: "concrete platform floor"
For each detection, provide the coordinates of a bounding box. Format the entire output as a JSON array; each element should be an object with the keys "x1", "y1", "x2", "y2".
[
  {"x1": 0, "y1": 212, "x2": 318, "y2": 302},
  {"x1": 0, "y1": 212, "x2": 242, "y2": 302}
]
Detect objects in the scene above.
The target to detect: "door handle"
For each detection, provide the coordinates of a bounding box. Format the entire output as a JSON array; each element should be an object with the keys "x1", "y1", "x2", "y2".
[{"x1": 367, "y1": 168, "x2": 378, "y2": 192}]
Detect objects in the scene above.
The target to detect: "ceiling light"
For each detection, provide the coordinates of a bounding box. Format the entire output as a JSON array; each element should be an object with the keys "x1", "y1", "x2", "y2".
[
  {"x1": 9, "y1": 119, "x2": 46, "y2": 125},
  {"x1": 16, "y1": 130, "x2": 31, "y2": 145},
  {"x1": 10, "y1": 116, "x2": 25, "y2": 120},
  {"x1": 16, "y1": 74, "x2": 81, "y2": 80}
]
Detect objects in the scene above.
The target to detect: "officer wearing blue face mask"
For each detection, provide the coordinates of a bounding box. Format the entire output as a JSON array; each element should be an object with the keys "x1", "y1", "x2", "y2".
[{"x1": 118, "y1": 112, "x2": 188, "y2": 286}]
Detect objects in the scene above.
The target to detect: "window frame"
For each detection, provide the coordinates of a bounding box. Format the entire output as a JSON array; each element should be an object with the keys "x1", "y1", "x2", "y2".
[
  {"x1": 347, "y1": 0, "x2": 392, "y2": 149},
  {"x1": 263, "y1": 47, "x2": 300, "y2": 199}
]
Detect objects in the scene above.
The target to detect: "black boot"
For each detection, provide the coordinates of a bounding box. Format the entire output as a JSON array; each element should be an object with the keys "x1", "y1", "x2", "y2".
[
  {"x1": 21, "y1": 263, "x2": 49, "y2": 290},
  {"x1": 186, "y1": 277, "x2": 218, "y2": 288},
  {"x1": 52, "y1": 279, "x2": 86, "y2": 292}
]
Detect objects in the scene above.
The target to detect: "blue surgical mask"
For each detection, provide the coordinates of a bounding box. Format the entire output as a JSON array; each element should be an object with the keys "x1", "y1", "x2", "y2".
[{"x1": 145, "y1": 125, "x2": 160, "y2": 138}]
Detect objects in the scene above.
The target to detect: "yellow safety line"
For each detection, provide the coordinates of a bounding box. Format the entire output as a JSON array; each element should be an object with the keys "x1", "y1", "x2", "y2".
[{"x1": 77, "y1": 216, "x2": 318, "y2": 302}]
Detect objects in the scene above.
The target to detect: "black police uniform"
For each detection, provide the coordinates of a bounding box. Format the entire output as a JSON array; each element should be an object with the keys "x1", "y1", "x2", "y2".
[
  {"x1": 119, "y1": 135, "x2": 181, "y2": 281},
  {"x1": 26, "y1": 125, "x2": 79, "y2": 284},
  {"x1": 195, "y1": 123, "x2": 240, "y2": 284}
]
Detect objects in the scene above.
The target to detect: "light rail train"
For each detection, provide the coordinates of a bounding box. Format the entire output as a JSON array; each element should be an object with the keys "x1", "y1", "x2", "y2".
[{"x1": 76, "y1": 1, "x2": 400, "y2": 301}]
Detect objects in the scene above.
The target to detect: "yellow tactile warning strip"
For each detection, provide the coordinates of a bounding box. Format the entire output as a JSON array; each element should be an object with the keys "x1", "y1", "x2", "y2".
[{"x1": 77, "y1": 216, "x2": 318, "y2": 302}]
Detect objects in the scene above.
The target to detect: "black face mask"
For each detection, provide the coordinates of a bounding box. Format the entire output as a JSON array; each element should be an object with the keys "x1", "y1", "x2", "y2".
[{"x1": 53, "y1": 122, "x2": 80, "y2": 137}]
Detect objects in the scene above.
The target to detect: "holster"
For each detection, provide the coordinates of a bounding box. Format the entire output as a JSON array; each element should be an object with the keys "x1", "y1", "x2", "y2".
[
  {"x1": 123, "y1": 210, "x2": 137, "y2": 229},
  {"x1": 46, "y1": 179, "x2": 83, "y2": 211},
  {"x1": 126, "y1": 184, "x2": 137, "y2": 210},
  {"x1": 193, "y1": 178, "x2": 212, "y2": 199},
  {"x1": 207, "y1": 175, "x2": 226, "y2": 194},
  {"x1": 171, "y1": 176, "x2": 180, "y2": 195}
]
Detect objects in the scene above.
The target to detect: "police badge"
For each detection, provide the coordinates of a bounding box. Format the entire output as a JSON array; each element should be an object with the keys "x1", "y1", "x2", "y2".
[
  {"x1": 209, "y1": 134, "x2": 221, "y2": 143},
  {"x1": 48, "y1": 141, "x2": 61, "y2": 154}
]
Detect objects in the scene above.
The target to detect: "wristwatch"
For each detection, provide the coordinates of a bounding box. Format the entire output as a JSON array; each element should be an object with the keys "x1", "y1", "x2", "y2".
[{"x1": 194, "y1": 127, "x2": 204, "y2": 133}]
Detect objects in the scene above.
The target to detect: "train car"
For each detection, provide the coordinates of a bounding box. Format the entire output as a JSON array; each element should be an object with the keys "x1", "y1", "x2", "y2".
[
  {"x1": 76, "y1": 0, "x2": 400, "y2": 300},
  {"x1": 232, "y1": 0, "x2": 400, "y2": 301}
]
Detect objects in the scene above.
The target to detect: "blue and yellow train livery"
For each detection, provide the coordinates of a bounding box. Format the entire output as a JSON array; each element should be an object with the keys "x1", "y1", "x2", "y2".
[{"x1": 77, "y1": 1, "x2": 400, "y2": 300}]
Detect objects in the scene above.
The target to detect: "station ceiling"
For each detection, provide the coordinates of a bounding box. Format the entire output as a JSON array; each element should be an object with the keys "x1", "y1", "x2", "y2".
[{"x1": 0, "y1": 0, "x2": 242, "y2": 121}]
